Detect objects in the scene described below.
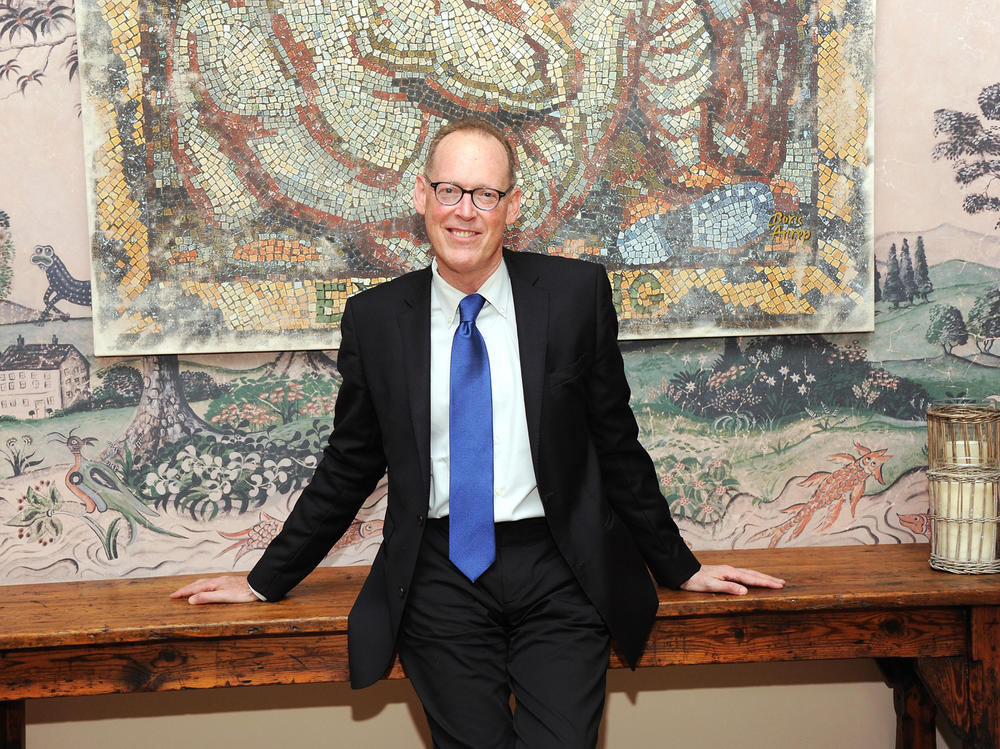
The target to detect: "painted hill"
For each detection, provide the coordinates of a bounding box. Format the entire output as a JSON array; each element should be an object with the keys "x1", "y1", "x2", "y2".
[
  {"x1": 872, "y1": 258, "x2": 1000, "y2": 400},
  {"x1": 929, "y1": 258, "x2": 1000, "y2": 290},
  {"x1": 876, "y1": 223, "x2": 1000, "y2": 266},
  {"x1": 0, "y1": 299, "x2": 40, "y2": 325}
]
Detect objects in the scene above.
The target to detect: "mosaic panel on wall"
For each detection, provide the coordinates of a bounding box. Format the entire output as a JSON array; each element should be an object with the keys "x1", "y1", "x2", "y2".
[{"x1": 78, "y1": 0, "x2": 874, "y2": 355}]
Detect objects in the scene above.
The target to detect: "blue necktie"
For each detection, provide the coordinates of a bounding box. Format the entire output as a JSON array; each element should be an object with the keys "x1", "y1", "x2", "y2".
[{"x1": 449, "y1": 293, "x2": 495, "y2": 581}]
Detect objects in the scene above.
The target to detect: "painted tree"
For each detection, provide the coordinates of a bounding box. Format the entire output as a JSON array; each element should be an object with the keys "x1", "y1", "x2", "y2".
[
  {"x1": 913, "y1": 235, "x2": 933, "y2": 302},
  {"x1": 926, "y1": 304, "x2": 969, "y2": 356},
  {"x1": 882, "y1": 243, "x2": 904, "y2": 309},
  {"x1": 98, "y1": 364, "x2": 143, "y2": 401},
  {"x1": 0, "y1": 210, "x2": 12, "y2": 300},
  {"x1": 899, "y1": 238, "x2": 917, "y2": 305},
  {"x1": 717, "y1": 337, "x2": 742, "y2": 370},
  {"x1": 967, "y1": 286, "x2": 1000, "y2": 354},
  {"x1": 99, "y1": 355, "x2": 223, "y2": 464},
  {"x1": 873, "y1": 265, "x2": 881, "y2": 302},
  {"x1": 933, "y1": 82, "x2": 1000, "y2": 229},
  {"x1": 0, "y1": 2, "x2": 77, "y2": 99}
]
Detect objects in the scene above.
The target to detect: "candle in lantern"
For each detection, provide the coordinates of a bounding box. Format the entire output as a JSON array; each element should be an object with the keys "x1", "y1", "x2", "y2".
[
  {"x1": 943, "y1": 438, "x2": 982, "y2": 465},
  {"x1": 934, "y1": 478, "x2": 998, "y2": 563}
]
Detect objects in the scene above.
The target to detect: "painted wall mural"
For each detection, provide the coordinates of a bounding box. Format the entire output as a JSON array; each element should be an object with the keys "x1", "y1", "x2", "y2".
[
  {"x1": 1, "y1": 0, "x2": 999, "y2": 586},
  {"x1": 76, "y1": 0, "x2": 875, "y2": 355}
]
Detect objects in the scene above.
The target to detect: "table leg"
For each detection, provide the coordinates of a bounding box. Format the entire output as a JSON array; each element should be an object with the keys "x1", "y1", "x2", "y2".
[
  {"x1": 878, "y1": 658, "x2": 936, "y2": 749},
  {"x1": 967, "y1": 606, "x2": 1000, "y2": 748},
  {"x1": 917, "y1": 606, "x2": 1000, "y2": 749},
  {"x1": 1, "y1": 700, "x2": 25, "y2": 749}
]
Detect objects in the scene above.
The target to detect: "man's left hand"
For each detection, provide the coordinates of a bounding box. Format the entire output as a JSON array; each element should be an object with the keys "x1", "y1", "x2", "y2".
[{"x1": 680, "y1": 565, "x2": 785, "y2": 595}]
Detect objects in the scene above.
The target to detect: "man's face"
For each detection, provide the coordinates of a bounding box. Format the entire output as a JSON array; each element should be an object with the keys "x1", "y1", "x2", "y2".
[{"x1": 414, "y1": 129, "x2": 521, "y2": 292}]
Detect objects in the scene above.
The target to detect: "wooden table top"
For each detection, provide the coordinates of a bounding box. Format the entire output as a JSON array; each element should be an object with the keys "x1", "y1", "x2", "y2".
[{"x1": 3, "y1": 544, "x2": 1000, "y2": 652}]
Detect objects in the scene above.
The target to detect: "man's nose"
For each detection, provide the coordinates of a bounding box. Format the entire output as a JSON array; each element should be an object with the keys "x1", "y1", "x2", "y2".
[{"x1": 454, "y1": 192, "x2": 477, "y2": 218}]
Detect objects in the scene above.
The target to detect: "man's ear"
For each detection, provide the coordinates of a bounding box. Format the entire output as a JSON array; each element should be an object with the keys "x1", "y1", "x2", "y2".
[
  {"x1": 414, "y1": 174, "x2": 428, "y2": 216},
  {"x1": 505, "y1": 187, "x2": 521, "y2": 225},
  {"x1": 505, "y1": 186, "x2": 522, "y2": 225}
]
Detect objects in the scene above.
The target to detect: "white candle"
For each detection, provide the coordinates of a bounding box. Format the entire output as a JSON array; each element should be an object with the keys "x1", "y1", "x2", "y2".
[
  {"x1": 934, "y1": 479, "x2": 998, "y2": 563},
  {"x1": 943, "y1": 438, "x2": 982, "y2": 465}
]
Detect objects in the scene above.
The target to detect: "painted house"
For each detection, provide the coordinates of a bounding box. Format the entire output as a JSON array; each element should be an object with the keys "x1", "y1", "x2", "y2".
[{"x1": 0, "y1": 335, "x2": 91, "y2": 419}]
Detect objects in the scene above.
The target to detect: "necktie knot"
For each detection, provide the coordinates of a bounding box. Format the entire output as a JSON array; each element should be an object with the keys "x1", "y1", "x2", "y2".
[{"x1": 459, "y1": 294, "x2": 486, "y2": 325}]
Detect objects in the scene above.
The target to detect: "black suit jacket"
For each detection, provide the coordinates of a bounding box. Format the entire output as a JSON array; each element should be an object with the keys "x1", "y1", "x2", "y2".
[{"x1": 248, "y1": 251, "x2": 701, "y2": 688}]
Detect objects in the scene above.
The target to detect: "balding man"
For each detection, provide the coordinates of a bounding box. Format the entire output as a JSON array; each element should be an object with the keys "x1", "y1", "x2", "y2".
[{"x1": 174, "y1": 118, "x2": 783, "y2": 748}]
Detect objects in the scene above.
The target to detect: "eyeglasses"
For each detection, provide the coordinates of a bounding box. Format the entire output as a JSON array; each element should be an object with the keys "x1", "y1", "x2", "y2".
[{"x1": 427, "y1": 181, "x2": 509, "y2": 211}]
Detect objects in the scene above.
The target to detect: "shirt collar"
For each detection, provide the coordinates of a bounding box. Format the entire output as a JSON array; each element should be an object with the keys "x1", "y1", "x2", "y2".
[{"x1": 431, "y1": 257, "x2": 511, "y2": 324}]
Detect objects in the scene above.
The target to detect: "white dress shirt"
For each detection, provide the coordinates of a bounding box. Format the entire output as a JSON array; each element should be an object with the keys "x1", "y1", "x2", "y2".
[{"x1": 428, "y1": 258, "x2": 544, "y2": 521}]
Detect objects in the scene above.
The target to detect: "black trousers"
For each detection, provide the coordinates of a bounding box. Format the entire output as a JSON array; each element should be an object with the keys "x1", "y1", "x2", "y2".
[{"x1": 397, "y1": 518, "x2": 611, "y2": 749}]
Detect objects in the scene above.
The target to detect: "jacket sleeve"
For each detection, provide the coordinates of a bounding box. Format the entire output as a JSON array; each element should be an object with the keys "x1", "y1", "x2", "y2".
[
  {"x1": 585, "y1": 267, "x2": 701, "y2": 588},
  {"x1": 248, "y1": 298, "x2": 388, "y2": 600}
]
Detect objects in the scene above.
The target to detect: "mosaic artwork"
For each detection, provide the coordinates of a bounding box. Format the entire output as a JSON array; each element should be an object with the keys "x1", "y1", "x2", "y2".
[{"x1": 76, "y1": 0, "x2": 875, "y2": 355}]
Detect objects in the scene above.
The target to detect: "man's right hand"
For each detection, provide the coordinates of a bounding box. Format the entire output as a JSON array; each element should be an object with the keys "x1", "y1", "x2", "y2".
[{"x1": 170, "y1": 575, "x2": 260, "y2": 604}]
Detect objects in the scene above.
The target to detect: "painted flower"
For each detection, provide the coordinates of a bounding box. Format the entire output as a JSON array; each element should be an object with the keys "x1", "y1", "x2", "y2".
[
  {"x1": 246, "y1": 474, "x2": 269, "y2": 498},
  {"x1": 203, "y1": 477, "x2": 233, "y2": 502},
  {"x1": 146, "y1": 464, "x2": 182, "y2": 495},
  {"x1": 178, "y1": 445, "x2": 200, "y2": 473},
  {"x1": 696, "y1": 502, "x2": 721, "y2": 522}
]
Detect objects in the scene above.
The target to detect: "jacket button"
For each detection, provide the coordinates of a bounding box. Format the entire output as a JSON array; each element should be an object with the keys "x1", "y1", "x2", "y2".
[
  {"x1": 416, "y1": 513, "x2": 425, "y2": 526},
  {"x1": 399, "y1": 585, "x2": 406, "y2": 598}
]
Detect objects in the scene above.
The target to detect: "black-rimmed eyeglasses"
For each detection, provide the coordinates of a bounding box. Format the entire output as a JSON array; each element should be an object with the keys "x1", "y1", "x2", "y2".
[{"x1": 428, "y1": 181, "x2": 509, "y2": 211}]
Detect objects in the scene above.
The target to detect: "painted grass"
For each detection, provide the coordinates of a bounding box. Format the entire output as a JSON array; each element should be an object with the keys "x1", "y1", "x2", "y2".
[{"x1": 633, "y1": 405, "x2": 928, "y2": 505}]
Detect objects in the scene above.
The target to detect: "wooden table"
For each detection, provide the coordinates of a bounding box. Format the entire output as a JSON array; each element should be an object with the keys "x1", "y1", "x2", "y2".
[{"x1": 2, "y1": 544, "x2": 999, "y2": 748}]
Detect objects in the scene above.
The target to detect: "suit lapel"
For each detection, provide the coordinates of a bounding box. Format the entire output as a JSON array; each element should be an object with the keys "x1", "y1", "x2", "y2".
[
  {"x1": 505, "y1": 251, "x2": 548, "y2": 469},
  {"x1": 396, "y1": 269, "x2": 433, "y2": 498}
]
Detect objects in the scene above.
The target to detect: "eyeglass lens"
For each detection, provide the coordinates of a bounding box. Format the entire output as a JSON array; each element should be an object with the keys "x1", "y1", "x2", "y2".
[{"x1": 433, "y1": 182, "x2": 502, "y2": 210}]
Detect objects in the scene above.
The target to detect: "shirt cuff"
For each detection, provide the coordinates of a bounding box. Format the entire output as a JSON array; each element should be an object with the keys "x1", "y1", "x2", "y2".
[{"x1": 248, "y1": 583, "x2": 267, "y2": 601}]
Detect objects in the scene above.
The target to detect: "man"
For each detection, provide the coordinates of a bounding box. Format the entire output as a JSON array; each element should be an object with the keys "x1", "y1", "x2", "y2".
[{"x1": 173, "y1": 118, "x2": 784, "y2": 747}]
